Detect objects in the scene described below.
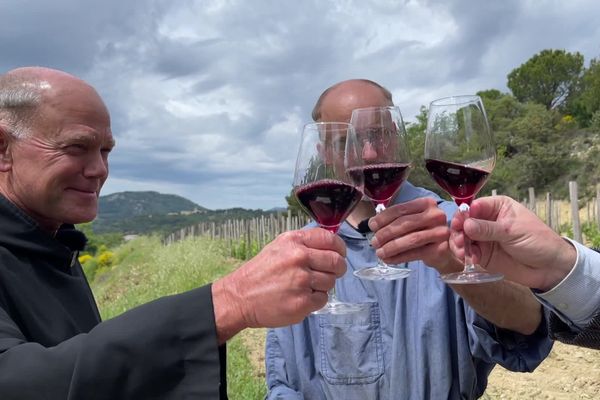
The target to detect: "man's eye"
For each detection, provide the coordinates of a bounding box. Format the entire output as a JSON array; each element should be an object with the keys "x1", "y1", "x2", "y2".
[{"x1": 66, "y1": 144, "x2": 86, "y2": 151}]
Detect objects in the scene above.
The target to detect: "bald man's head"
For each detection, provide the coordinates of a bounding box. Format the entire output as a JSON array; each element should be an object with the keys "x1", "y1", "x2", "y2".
[
  {"x1": 0, "y1": 67, "x2": 101, "y2": 138},
  {"x1": 312, "y1": 79, "x2": 393, "y2": 122}
]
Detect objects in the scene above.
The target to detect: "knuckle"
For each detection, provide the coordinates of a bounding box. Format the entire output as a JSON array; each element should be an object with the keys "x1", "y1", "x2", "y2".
[
  {"x1": 424, "y1": 197, "x2": 437, "y2": 208},
  {"x1": 290, "y1": 247, "x2": 309, "y2": 265}
]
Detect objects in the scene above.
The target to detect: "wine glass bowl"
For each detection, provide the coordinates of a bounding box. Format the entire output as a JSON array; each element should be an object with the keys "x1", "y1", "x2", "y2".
[
  {"x1": 424, "y1": 95, "x2": 502, "y2": 284},
  {"x1": 293, "y1": 122, "x2": 367, "y2": 313},
  {"x1": 346, "y1": 106, "x2": 413, "y2": 280}
]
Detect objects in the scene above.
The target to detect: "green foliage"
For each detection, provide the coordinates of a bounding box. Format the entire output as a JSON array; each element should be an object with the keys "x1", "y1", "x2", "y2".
[
  {"x1": 405, "y1": 106, "x2": 440, "y2": 194},
  {"x1": 285, "y1": 188, "x2": 304, "y2": 216},
  {"x1": 229, "y1": 239, "x2": 261, "y2": 260},
  {"x1": 77, "y1": 222, "x2": 123, "y2": 255},
  {"x1": 483, "y1": 97, "x2": 579, "y2": 199},
  {"x1": 90, "y1": 236, "x2": 266, "y2": 398},
  {"x1": 569, "y1": 58, "x2": 600, "y2": 126},
  {"x1": 591, "y1": 110, "x2": 600, "y2": 132},
  {"x1": 507, "y1": 49, "x2": 584, "y2": 110},
  {"x1": 582, "y1": 222, "x2": 600, "y2": 248}
]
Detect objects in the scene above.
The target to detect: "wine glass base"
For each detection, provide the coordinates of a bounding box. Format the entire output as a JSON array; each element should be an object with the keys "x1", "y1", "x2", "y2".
[
  {"x1": 311, "y1": 301, "x2": 368, "y2": 315},
  {"x1": 354, "y1": 266, "x2": 412, "y2": 281},
  {"x1": 441, "y1": 270, "x2": 503, "y2": 284}
]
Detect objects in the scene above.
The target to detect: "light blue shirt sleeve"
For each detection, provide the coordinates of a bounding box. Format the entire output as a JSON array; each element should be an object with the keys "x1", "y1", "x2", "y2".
[{"x1": 536, "y1": 238, "x2": 600, "y2": 328}]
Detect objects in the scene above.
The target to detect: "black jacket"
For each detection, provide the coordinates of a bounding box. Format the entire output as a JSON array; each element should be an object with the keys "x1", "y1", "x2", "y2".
[{"x1": 0, "y1": 195, "x2": 226, "y2": 399}]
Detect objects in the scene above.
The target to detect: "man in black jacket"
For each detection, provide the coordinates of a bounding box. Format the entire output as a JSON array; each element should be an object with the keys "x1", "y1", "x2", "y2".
[{"x1": 0, "y1": 66, "x2": 347, "y2": 399}]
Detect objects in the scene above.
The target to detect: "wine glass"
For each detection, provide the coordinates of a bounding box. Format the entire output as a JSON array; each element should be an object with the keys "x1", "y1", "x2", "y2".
[
  {"x1": 424, "y1": 95, "x2": 503, "y2": 284},
  {"x1": 346, "y1": 106, "x2": 413, "y2": 280},
  {"x1": 293, "y1": 122, "x2": 367, "y2": 314}
]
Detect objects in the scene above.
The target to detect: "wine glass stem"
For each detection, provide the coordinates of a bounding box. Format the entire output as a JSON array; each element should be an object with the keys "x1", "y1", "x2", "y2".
[
  {"x1": 373, "y1": 203, "x2": 391, "y2": 270},
  {"x1": 328, "y1": 288, "x2": 338, "y2": 303},
  {"x1": 459, "y1": 203, "x2": 476, "y2": 272}
]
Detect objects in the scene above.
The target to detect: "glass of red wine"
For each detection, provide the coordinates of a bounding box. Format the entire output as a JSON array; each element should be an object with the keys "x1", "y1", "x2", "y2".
[
  {"x1": 346, "y1": 106, "x2": 413, "y2": 280},
  {"x1": 293, "y1": 122, "x2": 367, "y2": 314},
  {"x1": 424, "y1": 95, "x2": 503, "y2": 284}
]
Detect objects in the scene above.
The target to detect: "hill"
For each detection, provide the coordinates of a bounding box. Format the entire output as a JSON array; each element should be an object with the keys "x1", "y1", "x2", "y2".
[
  {"x1": 98, "y1": 191, "x2": 206, "y2": 219},
  {"x1": 92, "y1": 191, "x2": 276, "y2": 235}
]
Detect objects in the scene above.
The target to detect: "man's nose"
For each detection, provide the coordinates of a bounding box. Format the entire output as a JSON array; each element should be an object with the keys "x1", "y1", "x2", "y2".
[{"x1": 84, "y1": 152, "x2": 109, "y2": 179}]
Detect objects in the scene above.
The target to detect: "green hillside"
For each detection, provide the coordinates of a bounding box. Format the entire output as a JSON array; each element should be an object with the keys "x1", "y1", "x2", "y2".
[
  {"x1": 98, "y1": 191, "x2": 206, "y2": 219},
  {"x1": 92, "y1": 191, "x2": 275, "y2": 235}
]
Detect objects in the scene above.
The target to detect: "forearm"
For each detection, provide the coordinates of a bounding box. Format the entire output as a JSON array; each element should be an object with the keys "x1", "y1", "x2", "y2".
[{"x1": 452, "y1": 280, "x2": 542, "y2": 335}]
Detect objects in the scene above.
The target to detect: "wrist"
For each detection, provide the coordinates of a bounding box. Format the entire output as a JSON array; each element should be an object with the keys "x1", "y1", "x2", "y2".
[
  {"x1": 540, "y1": 237, "x2": 577, "y2": 291},
  {"x1": 211, "y1": 272, "x2": 247, "y2": 344}
]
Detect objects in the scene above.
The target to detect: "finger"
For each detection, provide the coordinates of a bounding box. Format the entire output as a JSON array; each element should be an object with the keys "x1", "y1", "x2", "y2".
[
  {"x1": 373, "y1": 207, "x2": 447, "y2": 248},
  {"x1": 307, "y1": 291, "x2": 328, "y2": 311},
  {"x1": 308, "y1": 248, "x2": 347, "y2": 277},
  {"x1": 376, "y1": 225, "x2": 450, "y2": 259},
  {"x1": 469, "y1": 242, "x2": 483, "y2": 265},
  {"x1": 298, "y1": 228, "x2": 346, "y2": 256},
  {"x1": 381, "y1": 241, "x2": 448, "y2": 265},
  {"x1": 469, "y1": 195, "x2": 513, "y2": 220},
  {"x1": 308, "y1": 270, "x2": 337, "y2": 292},
  {"x1": 449, "y1": 228, "x2": 465, "y2": 251},
  {"x1": 463, "y1": 218, "x2": 512, "y2": 243},
  {"x1": 450, "y1": 208, "x2": 467, "y2": 231},
  {"x1": 369, "y1": 197, "x2": 437, "y2": 232}
]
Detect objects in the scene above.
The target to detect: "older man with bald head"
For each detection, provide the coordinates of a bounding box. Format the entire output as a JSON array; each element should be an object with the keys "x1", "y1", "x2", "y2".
[
  {"x1": 0, "y1": 67, "x2": 348, "y2": 399},
  {"x1": 265, "y1": 79, "x2": 553, "y2": 400}
]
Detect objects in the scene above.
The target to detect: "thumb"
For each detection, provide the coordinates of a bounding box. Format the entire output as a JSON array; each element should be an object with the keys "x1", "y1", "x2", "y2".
[{"x1": 464, "y1": 218, "x2": 510, "y2": 243}]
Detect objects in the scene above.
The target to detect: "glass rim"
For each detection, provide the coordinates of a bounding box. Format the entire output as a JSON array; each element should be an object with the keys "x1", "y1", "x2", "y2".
[
  {"x1": 350, "y1": 105, "x2": 402, "y2": 115},
  {"x1": 429, "y1": 95, "x2": 482, "y2": 107},
  {"x1": 303, "y1": 121, "x2": 353, "y2": 129}
]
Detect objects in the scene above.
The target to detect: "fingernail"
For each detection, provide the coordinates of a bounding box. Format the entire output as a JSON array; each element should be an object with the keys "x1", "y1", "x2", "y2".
[
  {"x1": 368, "y1": 219, "x2": 378, "y2": 232},
  {"x1": 371, "y1": 236, "x2": 380, "y2": 248},
  {"x1": 376, "y1": 248, "x2": 385, "y2": 258}
]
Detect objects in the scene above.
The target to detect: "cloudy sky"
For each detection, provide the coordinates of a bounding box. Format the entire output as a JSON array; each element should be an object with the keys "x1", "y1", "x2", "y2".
[{"x1": 1, "y1": 0, "x2": 599, "y2": 210}]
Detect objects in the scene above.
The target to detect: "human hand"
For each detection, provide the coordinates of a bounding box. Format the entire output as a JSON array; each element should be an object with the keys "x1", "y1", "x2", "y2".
[
  {"x1": 449, "y1": 195, "x2": 576, "y2": 291},
  {"x1": 212, "y1": 228, "x2": 347, "y2": 343},
  {"x1": 368, "y1": 197, "x2": 462, "y2": 274}
]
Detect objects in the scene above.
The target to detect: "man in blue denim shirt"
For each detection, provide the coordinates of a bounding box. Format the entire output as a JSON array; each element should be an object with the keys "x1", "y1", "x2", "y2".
[{"x1": 265, "y1": 80, "x2": 553, "y2": 399}]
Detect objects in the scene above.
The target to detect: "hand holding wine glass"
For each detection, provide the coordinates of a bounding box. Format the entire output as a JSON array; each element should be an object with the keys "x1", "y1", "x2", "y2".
[
  {"x1": 293, "y1": 122, "x2": 367, "y2": 314},
  {"x1": 346, "y1": 106, "x2": 413, "y2": 280},
  {"x1": 424, "y1": 95, "x2": 503, "y2": 284}
]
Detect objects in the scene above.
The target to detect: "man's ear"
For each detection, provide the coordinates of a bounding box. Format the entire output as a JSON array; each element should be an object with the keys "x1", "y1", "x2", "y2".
[{"x1": 0, "y1": 124, "x2": 13, "y2": 172}]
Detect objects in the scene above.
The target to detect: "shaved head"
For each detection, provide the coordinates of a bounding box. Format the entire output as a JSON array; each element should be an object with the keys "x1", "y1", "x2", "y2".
[
  {"x1": 312, "y1": 79, "x2": 393, "y2": 122},
  {"x1": 0, "y1": 67, "x2": 102, "y2": 138}
]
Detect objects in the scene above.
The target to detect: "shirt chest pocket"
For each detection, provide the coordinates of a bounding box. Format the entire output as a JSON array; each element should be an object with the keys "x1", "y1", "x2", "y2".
[{"x1": 318, "y1": 302, "x2": 384, "y2": 385}]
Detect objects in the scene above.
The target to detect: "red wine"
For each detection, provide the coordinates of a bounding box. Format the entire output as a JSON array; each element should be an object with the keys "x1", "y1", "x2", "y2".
[
  {"x1": 425, "y1": 158, "x2": 490, "y2": 205},
  {"x1": 295, "y1": 180, "x2": 362, "y2": 233},
  {"x1": 347, "y1": 163, "x2": 410, "y2": 206}
]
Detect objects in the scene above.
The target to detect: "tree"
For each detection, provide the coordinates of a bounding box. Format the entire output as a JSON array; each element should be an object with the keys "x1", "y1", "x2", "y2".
[
  {"x1": 405, "y1": 106, "x2": 439, "y2": 193},
  {"x1": 568, "y1": 57, "x2": 600, "y2": 126},
  {"x1": 507, "y1": 49, "x2": 584, "y2": 110},
  {"x1": 285, "y1": 188, "x2": 304, "y2": 216}
]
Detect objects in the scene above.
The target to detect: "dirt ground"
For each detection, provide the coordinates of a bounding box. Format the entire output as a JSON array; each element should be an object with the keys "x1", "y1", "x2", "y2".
[
  {"x1": 483, "y1": 341, "x2": 600, "y2": 399},
  {"x1": 242, "y1": 330, "x2": 600, "y2": 399}
]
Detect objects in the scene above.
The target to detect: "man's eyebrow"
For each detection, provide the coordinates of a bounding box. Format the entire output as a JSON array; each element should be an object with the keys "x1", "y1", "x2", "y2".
[{"x1": 58, "y1": 134, "x2": 116, "y2": 148}]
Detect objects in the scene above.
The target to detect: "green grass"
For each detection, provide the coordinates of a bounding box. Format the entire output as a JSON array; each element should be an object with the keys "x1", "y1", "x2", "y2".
[{"x1": 90, "y1": 235, "x2": 267, "y2": 399}]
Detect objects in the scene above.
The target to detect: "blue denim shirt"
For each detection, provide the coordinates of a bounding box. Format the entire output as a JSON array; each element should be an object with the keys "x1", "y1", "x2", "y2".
[{"x1": 266, "y1": 182, "x2": 553, "y2": 400}]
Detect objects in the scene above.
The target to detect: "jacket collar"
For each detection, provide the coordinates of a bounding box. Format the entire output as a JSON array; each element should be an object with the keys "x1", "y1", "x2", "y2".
[{"x1": 0, "y1": 195, "x2": 87, "y2": 266}]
